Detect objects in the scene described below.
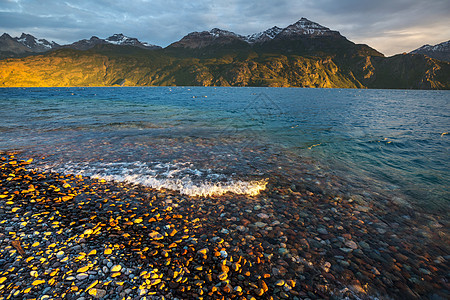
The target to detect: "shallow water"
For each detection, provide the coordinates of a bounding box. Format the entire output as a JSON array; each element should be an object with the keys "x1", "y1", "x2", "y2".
[{"x1": 0, "y1": 87, "x2": 448, "y2": 213}]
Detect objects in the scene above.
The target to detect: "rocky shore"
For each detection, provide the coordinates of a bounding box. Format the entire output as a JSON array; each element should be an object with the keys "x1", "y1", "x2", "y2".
[{"x1": 0, "y1": 152, "x2": 448, "y2": 299}]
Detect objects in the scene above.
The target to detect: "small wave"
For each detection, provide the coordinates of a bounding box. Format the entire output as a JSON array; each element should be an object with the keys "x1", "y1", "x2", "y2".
[{"x1": 44, "y1": 161, "x2": 267, "y2": 197}]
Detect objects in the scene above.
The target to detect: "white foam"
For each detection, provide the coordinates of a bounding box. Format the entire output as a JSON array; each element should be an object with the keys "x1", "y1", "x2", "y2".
[{"x1": 46, "y1": 161, "x2": 267, "y2": 197}]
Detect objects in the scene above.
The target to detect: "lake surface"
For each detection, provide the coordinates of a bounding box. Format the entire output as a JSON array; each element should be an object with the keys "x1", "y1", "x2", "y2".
[{"x1": 0, "y1": 87, "x2": 448, "y2": 215}]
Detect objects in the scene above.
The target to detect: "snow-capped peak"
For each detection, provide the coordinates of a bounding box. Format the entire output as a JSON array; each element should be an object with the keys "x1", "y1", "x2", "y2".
[
  {"x1": 411, "y1": 40, "x2": 450, "y2": 53},
  {"x1": 245, "y1": 26, "x2": 283, "y2": 44},
  {"x1": 278, "y1": 18, "x2": 339, "y2": 37},
  {"x1": 105, "y1": 33, "x2": 136, "y2": 45},
  {"x1": 244, "y1": 18, "x2": 340, "y2": 44},
  {"x1": 209, "y1": 28, "x2": 243, "y2": 39},
  {"x1": 410, "y1": 40, "x2": 450, "y2": 62},
  {"x1": 104, "y1": 33, "x2": 160, "y2": 49},
  {"x1": 13, "y1": 33, "x2": 59, "y2": 52}
]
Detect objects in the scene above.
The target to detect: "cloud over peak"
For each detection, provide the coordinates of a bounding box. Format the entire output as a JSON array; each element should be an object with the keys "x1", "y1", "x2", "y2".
[{"x1": 0, "y1": 0, "x2": 449, "y2": 55}]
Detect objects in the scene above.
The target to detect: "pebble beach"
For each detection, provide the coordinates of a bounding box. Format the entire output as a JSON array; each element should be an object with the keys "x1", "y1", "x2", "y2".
[{"x1": 0, "y1": 152, "x2": 448, "y2": 300}]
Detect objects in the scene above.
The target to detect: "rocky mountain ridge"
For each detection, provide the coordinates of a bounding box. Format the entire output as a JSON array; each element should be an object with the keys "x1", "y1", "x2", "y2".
[
  {"x1": 0, "y1": 17, "x2": 448, "y2": 89},
  {"x1": 0, "y1": 33, "x2": 59, "y2": 59},
  {"x1": 64, "y1": 33, "x2": 161, "y2": 51},
  {"x1": 169, "y1": 18, "x2": 343, "y2": 48},
  {"x1": 275, "y1": 17, "x2": 340, "y2": 39},
  {"x1": 14, "y1": 33, "x2": 60, "y2": 52},
  {"x1": 0, "y1": 17, "x2": 357, "y2": 55},
  {"x1": 410, "y1": 40, "x2": 450, "y2": 62},
  {"x1": 245, "y1": 26, "x2": 283, "y2": 44},
  {"x1": 0, "y1": 33, "x2": 160, "y2": 59}
]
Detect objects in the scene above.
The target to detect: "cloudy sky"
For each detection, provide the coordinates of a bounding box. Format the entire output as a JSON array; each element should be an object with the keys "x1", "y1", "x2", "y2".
[{"x1": 1, "y1": 0, "x2": 449, "y2": 56}]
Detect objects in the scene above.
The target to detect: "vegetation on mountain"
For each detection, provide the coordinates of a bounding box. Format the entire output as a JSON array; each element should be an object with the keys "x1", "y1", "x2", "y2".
[
  {"x1": 0, "y1": 42, "x2": 448, "y2": 89},
  {"x1": 0, "y1": 18, "x2": 448, "y2": 89}
]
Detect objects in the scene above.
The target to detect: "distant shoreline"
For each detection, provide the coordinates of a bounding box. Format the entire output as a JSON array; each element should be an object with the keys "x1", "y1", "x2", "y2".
[{"x1": 2, "y1": 85, "x2": 450, "y2": 91}]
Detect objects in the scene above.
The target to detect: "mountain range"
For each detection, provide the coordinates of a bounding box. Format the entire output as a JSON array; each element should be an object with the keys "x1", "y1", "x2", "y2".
[
  {"x1": 0, "y1": 33, "x2": 160, "y2": 59},
  {"x1": 0, "y1": 18, "x2": 448, "y2": 89},
  {"x1": 169, "y1": 18, "x2": 343, "y2": 48}
]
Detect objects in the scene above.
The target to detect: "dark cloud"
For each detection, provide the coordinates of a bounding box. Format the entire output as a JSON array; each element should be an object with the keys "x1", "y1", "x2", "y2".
[{"x1": 0, "y1": 0, "x2": 449, "y2": 55}]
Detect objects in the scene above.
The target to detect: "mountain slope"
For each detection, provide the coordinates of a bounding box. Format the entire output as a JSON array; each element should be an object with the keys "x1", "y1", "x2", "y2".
[
  {"x1": 0, "y1": 33, "x2": 32, "y2": 57},
  {"x1": 245, "y1": 27, "x2": 283, "y2": 44},
  {"x1": 0, "y1": 45, "x2": 363, "y2": 88},
  {"x1": 0, "y1": 18, "x2": 448, "y2": 89},
  {"x1": 1, "y1": 43, "x2": 448, "y2": 89},
  {"x1": 168, "y1": 18, "x2": 383, "y2": 61},
  {"x1": 0, "y1": 33, "x2": 60, "y2": 59},
  {"x1": 410, "y1": 40, "x2": 450, "y2": 62},
  {"x1": 351, "y1": 54, "x2": 450, "y2": 89}
]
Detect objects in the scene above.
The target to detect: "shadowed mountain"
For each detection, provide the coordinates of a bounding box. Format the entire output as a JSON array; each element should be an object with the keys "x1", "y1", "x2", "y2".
[
  {"x1": 0, "y1": 33, "x2": 60, "y2": 59},
  {"x1": 410, "y1": 40, "x2": 450, "y2": 62},
  {"x1": 0, "y1": 18, "x2": 448, "y2": 89},
  {"x1": 0, "y1": 33, "x2": 161, "y2": 59},
  {"x1": 63, "y1": 34, "x2": 161, "y2": 51}
]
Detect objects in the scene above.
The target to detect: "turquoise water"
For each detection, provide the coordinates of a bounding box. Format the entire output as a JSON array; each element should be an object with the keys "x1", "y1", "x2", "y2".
[{"x1": 0, "y1": 87, "x2": 448, "y2": 213}]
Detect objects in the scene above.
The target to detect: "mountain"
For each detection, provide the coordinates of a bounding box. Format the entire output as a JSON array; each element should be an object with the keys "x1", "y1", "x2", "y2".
[
  {"x1": 245, "y1": 26, "x2": 283, "y2": 44},
  {"x1": 64, "y1": 34, "x2": 161, "y2": 51},
  {"x1": 169, "y1": 28, "x2": 246, "y2": 49},
  {"x1": 171, "y1": 18, "x2": 343, "y2": 48},
  {"x1": 105, "y1": 33, "x2": 160, "y2": 49},
  {"x1": 0, "y1": 33, "x2": 31, "y2": 55},
  {"x1": 14, "y1": 33, "x2": 60, "y2": 52},
  {"x1": 0, "y1": 18, "x2": 448, "y2": 89},
  {"x1": 168, "y1": 18, "x2": 383, "y2": 59},
  {"x1": 0, "y1": 33, "x2": 59, "y2": 59},
  {"x1": 0, "y1": 33, "x2": 161, "y2": 58},
  {"x1": 274, "y1": 17, "x2": 341, "y2": 39},
  {"x1": 61, "y1": 36, "x2": 107, "y2": 51},
  {"x1": 410, "y1": 40, "x2": 450, "y2": 62}
]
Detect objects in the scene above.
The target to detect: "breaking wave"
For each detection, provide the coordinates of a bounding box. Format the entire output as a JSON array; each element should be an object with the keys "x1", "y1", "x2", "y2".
[{"x1": 45, "y1": 161, "x2": 267, "y2": 197}]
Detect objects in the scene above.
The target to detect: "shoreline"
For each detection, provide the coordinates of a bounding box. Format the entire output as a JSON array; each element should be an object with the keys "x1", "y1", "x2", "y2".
[
  {"x1": 1, "y1": 86, "x2": 449, "y2": 91},
  {"x1": 0, "y1": 153, "x2": 448, "y2": 299}
]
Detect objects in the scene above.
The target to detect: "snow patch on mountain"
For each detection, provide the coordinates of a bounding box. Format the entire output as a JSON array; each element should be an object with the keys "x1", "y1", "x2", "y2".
[
  {"x1": 244, "y1": 18, "x2": 340, "y2": 44},
  {"x1": 410, "y1": 40, "x2": 450, "y2": 62},
  {"x1": 105, "y1": 34, "x2": 160, "y2": 49},
  {"x1": 411, "y1": 40, "x2": 450, "y2": 53},
  {"x1": 245, "y1": 26, "x2": 283, "y2": 44},
  {"x1": 209, "y1": 28, "x2": 244, "y2": 39},
  {"x1": 14, "y1": 33, "x2": 59, "y2": 52},
  {"x1": 277, "y1": 18, "x2": 340, "y2": 38}
]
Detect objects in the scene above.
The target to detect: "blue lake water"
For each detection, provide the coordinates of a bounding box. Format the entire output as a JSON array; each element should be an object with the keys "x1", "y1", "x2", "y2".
[{"x1": 0, "y1": 87, "x2": 448, "y2": 214}]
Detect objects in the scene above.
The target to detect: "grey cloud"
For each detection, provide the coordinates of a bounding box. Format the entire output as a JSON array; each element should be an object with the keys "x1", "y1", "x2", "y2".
[{"x1": 0, "y1": 0, "x2": 449, "y2": 55}]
